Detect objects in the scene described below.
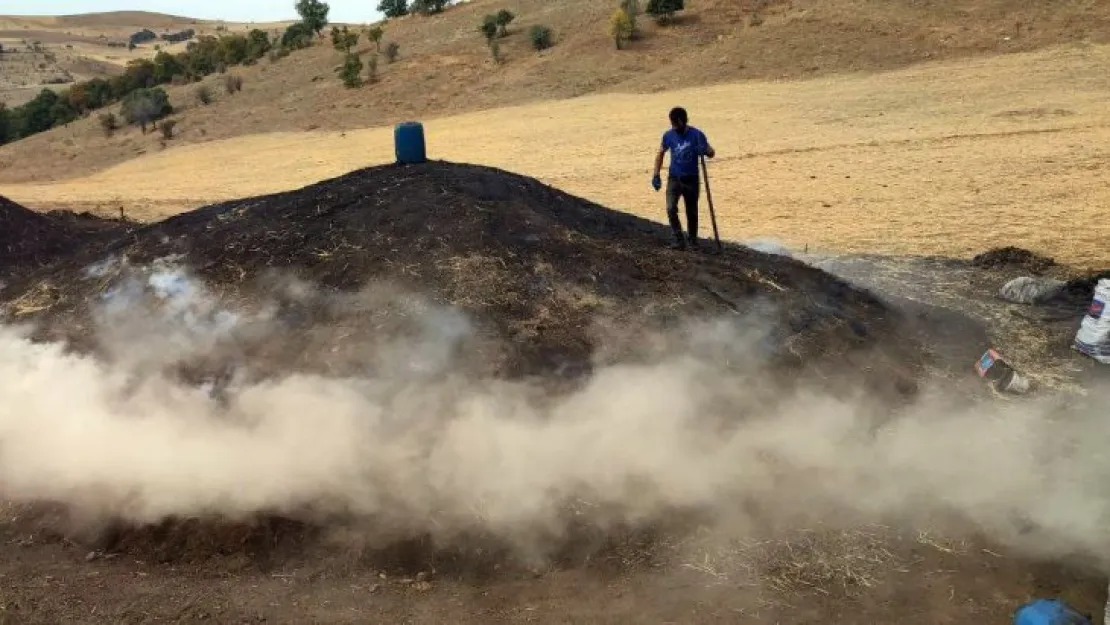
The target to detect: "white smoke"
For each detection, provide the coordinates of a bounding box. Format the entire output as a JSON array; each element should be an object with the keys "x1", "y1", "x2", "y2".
[{"x1": 1, "y1": 263, "x2": 1109, "y2": 571}]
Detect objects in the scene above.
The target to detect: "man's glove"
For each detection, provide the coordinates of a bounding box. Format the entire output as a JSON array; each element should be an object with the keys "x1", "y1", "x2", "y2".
[{"x1": 652, "y1": 174, "x2": 662, "y2": 192}]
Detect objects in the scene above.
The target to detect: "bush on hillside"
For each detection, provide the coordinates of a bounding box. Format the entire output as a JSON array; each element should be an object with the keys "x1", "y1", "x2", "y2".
[
  {"x1": 365, "y1": 25, "x2": 385, "y2": 51},
  {"x1": 160, "y1": 118, "x2": 178, "y2": 140},
  {"x1": 610, "y1": 9, "x2": 633, "y2": 49},
  {"x1": 480, "y1": 15, "x2": 499, "y2": 42},
  {"x1": 282, "y1": 22, "x2": 315, "y2": 50},
  {"x1": 162, "y1": 29, "x2": 196, "y2": 43},
  {"x1": 98, "y1": 112, "x2": 118, "y2": 136},
  {"x1": 495, "y1": 10, "x2": 516, "y2": 37},
  {"x1": 196, "y1": 84, "x2": 213, "y2": 105},
  {"x1": 129, "y1": 29, "x2": 157, "y2": 46},
  {"x1": 120, "y1": 88, "x2": 172, "y2": 134},
  {"x1": 225, "y1": 74, "x2": 244, "y2": 94},
  {"x1": 529, "y1": 25, "x2": 554, "y2": 51},
  {"x1": 378, "y1": 0, "x2": 408, "y2": 19},
  {"x1": 246, "y1": 29, "x2": 273, "y2": 60},
  {"x1": 384, "y1": 41, "x2": 400, "y2": 63},
  {"x1": 337, "y1": 53, "x2": 364, "y2": 87},
  {"x1": 646, "y1": 0, "x2": 684, "y2": 25},
  {"x1": 331, "y1": 25, "x2": 359, "y2": 53},
  {"x1": 366, "y1": 54, "x2": 379, "y2": 83}
]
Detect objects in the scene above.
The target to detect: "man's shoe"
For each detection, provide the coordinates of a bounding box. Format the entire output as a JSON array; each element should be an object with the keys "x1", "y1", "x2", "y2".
[{"x1": 668, "y1": 239, "x2": 686, "y2": 250}]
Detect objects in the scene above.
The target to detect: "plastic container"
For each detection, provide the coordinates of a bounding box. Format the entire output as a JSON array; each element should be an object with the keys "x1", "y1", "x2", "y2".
[
  {"x1": 975, "y1": 348, "x2": 1031, "y2": 395},
  {"x1": 1013, "y1": 598, "x2": 1090, "y2": 625},
  {"x1": 394, "y1": 121, "x2": 427, "y2": 165}
]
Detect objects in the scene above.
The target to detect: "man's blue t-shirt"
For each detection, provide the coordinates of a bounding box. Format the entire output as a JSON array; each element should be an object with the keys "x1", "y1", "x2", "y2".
[{"x1": 661, "y1": 126, "x2": 709, "y2": 178}]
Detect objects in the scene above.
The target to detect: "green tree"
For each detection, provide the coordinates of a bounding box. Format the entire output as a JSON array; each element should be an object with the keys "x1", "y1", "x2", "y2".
[
  {"x1": 646, "y1": 0, "x2": 684, "y2": 24},
  {"x1": 0, "y1": 103, "x2": 12, "y2": 145},
  {"x1": 246, "y1": 29, "x2": 272, "y2": 61},
  {"x1": 281, "y1": 22, "x2": 314, "y2": 49},
  {"x1": 331, "y1": 26, "x2": 358, "y2": 53},
  {"x1": 18, "y1": 89, "x2": 61, "y2": 136},
  {"x1": 152, "y1": 50, "x2": 184, "y2": 83},
  {"x1": 377, "y1": 0, "x2": 408, "y2": 18},
  {"x1": 495, "y1": 9, "x2": 515, "y2": 37},
  {"x1": 121, "y1": 87, "x2": 172, "y2": 133},
  {"x1": 84, "y1": 78, "x2": 113, "y2": 109},
  {"x1": 217, "y1": 33, "x2": 250, "y2": 66},
  {"x1": 337, "y1": 53, "x2": 363, "y2": 87},
  {"x1": 49, "y1": 99, "x2": 79, "y2": 127},
  {"x1": 124, "y1": 58, "x2": 157, "y2": 89},
  {"x1": 411, "y1": 0, "x2": 449, "y2": 15},
  {"x1": 365, "y1": 25, "x2": 384, "y2": 51},
  {"x1": 295, "y1": 0, "x2": 330, "y2": 37},
  {"x1": 480, "y1": 15, "x2": 498, "y2": 42}
]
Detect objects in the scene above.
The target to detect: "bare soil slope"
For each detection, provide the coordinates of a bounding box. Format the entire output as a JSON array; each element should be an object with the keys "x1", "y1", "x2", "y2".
[{"x1": 1, "y1": 0, "x2": 1107, "y2": 183}]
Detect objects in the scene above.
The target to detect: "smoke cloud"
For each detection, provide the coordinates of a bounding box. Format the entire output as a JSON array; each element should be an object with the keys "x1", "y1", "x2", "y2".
[{"x1": 1, "y1": 260, "x2": 1109, "y2": 571}]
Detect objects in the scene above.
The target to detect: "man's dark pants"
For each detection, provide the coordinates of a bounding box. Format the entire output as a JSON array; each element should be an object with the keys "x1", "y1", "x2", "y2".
[{"x1": 666, "y1": 174, "x2": 700, "y2": 244}]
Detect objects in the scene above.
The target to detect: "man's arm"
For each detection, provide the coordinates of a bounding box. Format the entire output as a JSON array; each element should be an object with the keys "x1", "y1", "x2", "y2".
[
  {"x1": 653, "y1": 147, "x2": 666, "y2": 178},
  {"x1": 701, "y1": 131, "x2": 716, "y2": 159}
]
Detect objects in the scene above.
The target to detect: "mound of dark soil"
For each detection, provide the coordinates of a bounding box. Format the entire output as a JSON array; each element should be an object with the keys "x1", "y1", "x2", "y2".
[
  {"x1": 2, "y1": 161, "x2": 931, "y2": 568},
  {"x1": 0, "y1": 195, "x2": 85, "y2": 271},
  {"x1": 7, "y1": 160, "x2": 924, "y2": 390},
  {"x1": 1061, "y1": 270, "x2": 1110, "y2": 306},
  {"x1": 972, "y1": 246, "x2": 1057, "y2": 275}
]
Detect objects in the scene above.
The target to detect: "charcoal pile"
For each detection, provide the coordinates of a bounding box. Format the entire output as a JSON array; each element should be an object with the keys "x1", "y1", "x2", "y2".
[
  {"x1": 972, "y1": 246, "x2": 1057, "y2": 275},
  {"x1": 0, "y1": 161, "x2": 935, "y2": 568},
  {"x1": 2, "y1": 161, "x2": 924, "y2": 389}
]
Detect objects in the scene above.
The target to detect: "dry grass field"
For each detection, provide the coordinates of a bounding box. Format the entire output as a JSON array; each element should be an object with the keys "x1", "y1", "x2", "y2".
[{"x1": 2, "y1": 42, "x2": 1107, "y2": 268}]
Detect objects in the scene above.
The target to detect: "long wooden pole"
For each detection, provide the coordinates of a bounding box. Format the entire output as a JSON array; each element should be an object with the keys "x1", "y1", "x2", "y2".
[{"x1": 700, "y1": 155, "x2": 722, "y2": 252}]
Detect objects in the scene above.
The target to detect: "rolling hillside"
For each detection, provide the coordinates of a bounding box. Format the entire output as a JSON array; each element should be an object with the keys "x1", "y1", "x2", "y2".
[{"x1": 0, "y1": 0, "x2": 1107, "y2": 185}]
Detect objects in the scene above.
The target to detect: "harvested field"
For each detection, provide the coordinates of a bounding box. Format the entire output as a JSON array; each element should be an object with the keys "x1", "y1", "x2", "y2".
[{"x1": 1, "y1": 162, "x2": 1109, "y2": 623}]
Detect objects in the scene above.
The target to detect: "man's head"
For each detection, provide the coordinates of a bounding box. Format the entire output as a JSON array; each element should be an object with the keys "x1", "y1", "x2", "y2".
[{"x1": 669, "y1": 107, "x2": 688, "y2": 132}]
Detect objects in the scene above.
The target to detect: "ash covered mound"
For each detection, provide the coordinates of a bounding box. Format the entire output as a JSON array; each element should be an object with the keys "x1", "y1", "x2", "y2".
[{"x1": 0, "y1": 161, "x2": 931, "y2": 571}]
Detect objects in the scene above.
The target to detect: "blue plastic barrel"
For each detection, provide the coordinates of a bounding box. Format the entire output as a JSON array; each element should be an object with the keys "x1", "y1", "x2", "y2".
[{"x1": 394, "y1": 121, "x2": 427, "y2": 164}]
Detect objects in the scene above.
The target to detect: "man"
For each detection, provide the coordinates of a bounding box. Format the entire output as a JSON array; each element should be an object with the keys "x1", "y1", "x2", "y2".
[{"x1": 652, "y1": 107, "x2": 715, "y2": 250}]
